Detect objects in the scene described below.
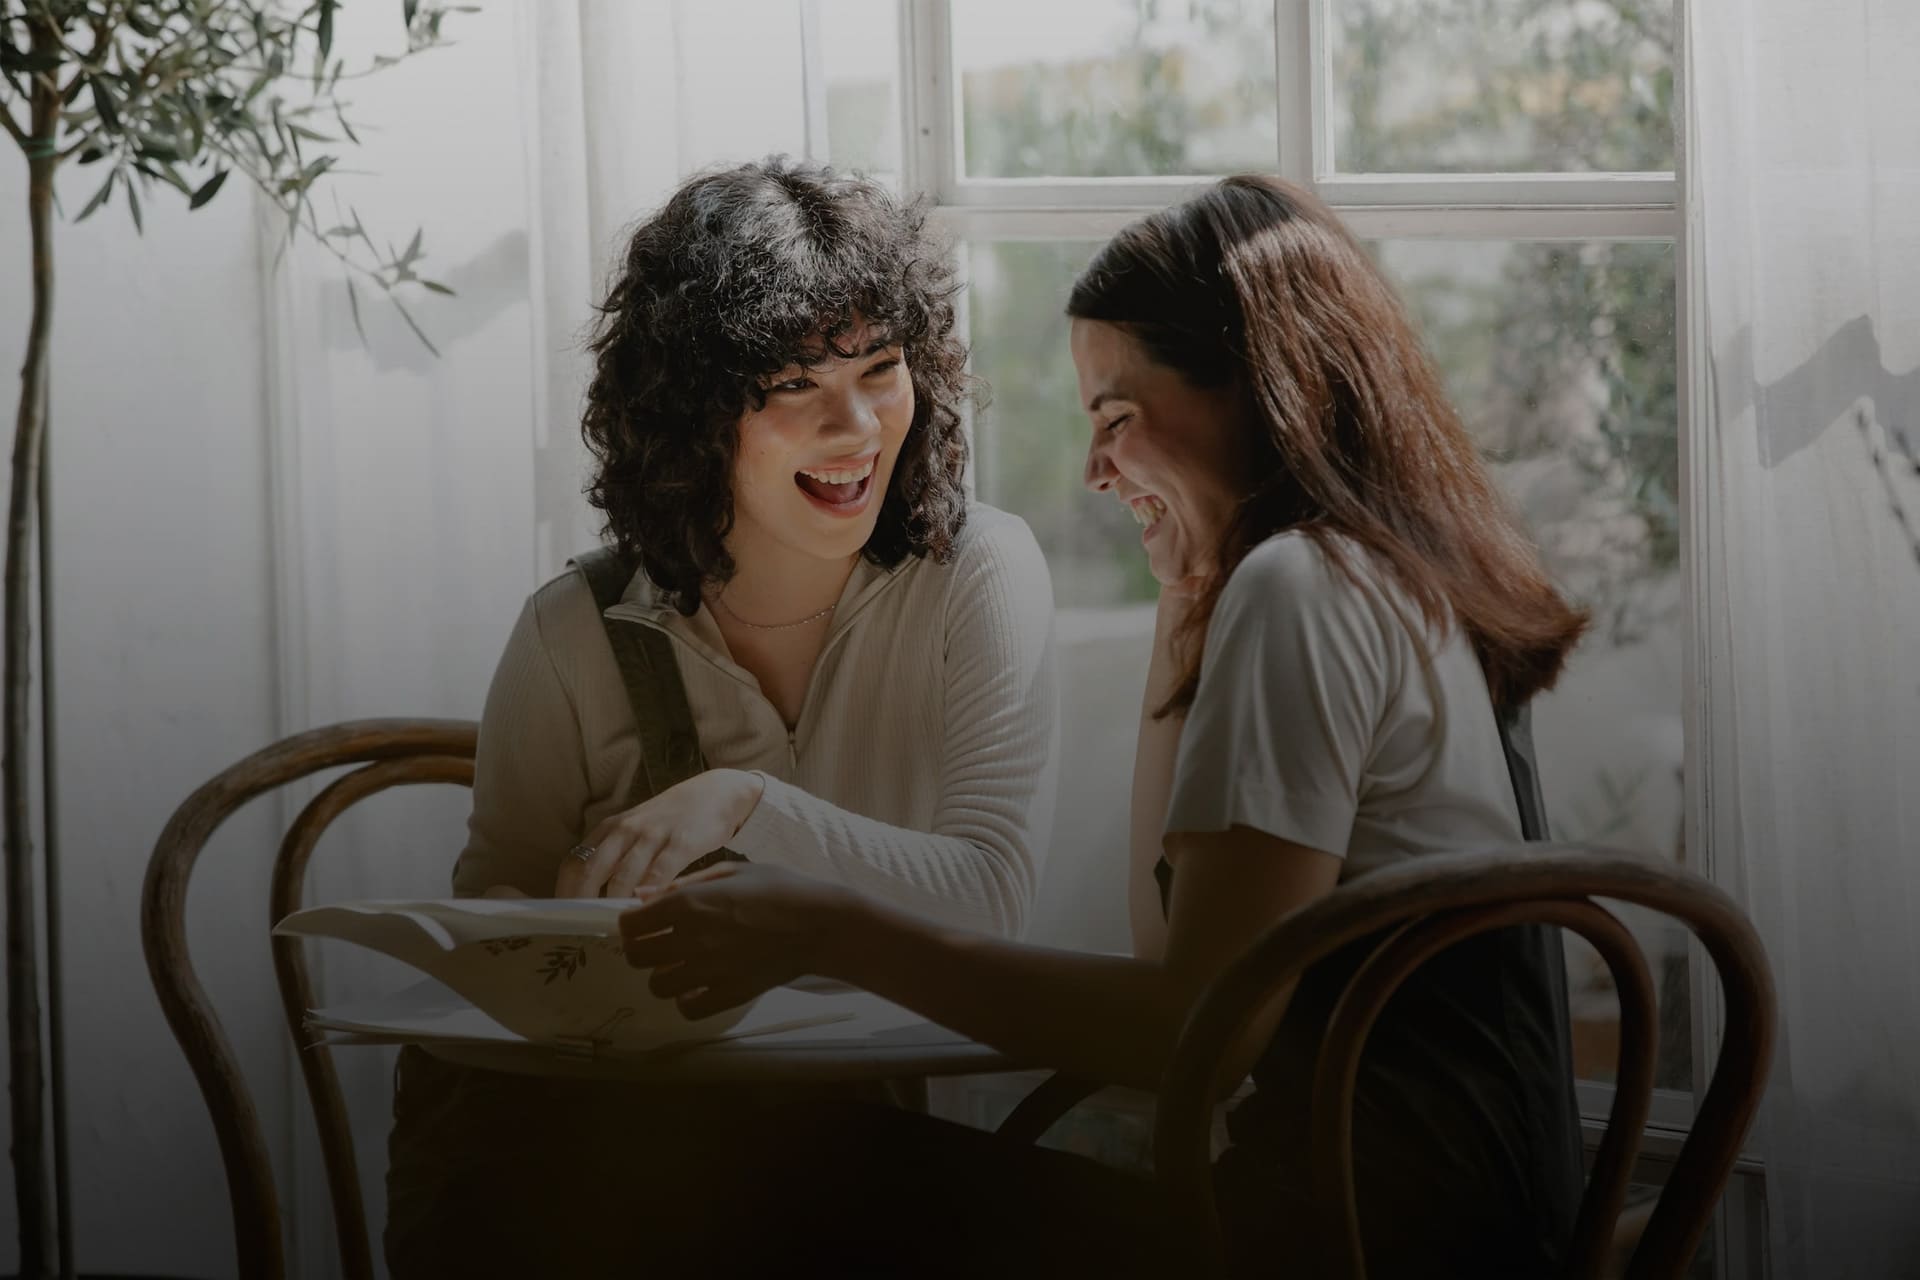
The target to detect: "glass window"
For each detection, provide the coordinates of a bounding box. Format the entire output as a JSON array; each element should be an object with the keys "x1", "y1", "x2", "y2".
[
  {"x1": 967, "y1": 240, "x2": 1161, "y2": 608},
  {"x1": 1328, "y1": 0, "x2": 1676, "y2": 174},
  {"x1": 953, "y1": 0, "x2": 1278, "y2": 179},
  {"x1": 1379, "y1": 238, "x2": 1686, "y2": 1088}
]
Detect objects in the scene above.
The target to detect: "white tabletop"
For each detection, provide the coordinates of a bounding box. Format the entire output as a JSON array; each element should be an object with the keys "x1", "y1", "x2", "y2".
[
  {"x1": 422, "y1": 1019, "x2": 1016, "y2": 1083},
  {"x1": 321, "y1": 979, "x2": 1019, "y2": 1083}
]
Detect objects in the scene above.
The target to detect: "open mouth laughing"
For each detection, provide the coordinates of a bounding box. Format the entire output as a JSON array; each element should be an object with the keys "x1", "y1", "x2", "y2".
[
  {"x1": 795, "y1": 452, "x2": 880, "y2": 516},
  {"x1": 1127, "y1": 494, "x2": 1168, "y2": 540}
]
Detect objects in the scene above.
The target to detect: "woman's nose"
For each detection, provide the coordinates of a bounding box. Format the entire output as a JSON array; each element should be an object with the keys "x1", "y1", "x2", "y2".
[
  {"x1": 1083, "y1": 436, "x2": 1117, "y2": 493},
  {"x1": 821, "y1": 384, "x2": 882, "y2": 439}
]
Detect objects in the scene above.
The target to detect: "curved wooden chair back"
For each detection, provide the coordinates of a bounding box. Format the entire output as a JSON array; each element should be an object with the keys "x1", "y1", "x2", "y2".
[
  {"x1": 1155, "y1": 844, "x2": 1774, "y2": 1279},
  {"x1": 995, "y1": 844, "x2": 1774, "y2": 1279},
  {"x1": 141, "y1": 718, "x2": 478, "y2": 1280}
]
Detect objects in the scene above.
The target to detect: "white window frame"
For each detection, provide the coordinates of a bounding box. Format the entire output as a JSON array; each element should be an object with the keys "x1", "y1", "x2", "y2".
[{"x1": 879, "y1": 4, "x2": 1744, "y2": 1267}]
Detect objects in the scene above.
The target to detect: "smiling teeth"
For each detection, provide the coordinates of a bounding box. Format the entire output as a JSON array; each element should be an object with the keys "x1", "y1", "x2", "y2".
[
  {"x1": 1129, "y1": 497, "x2": 1167, "y2": 527},
  {"x1": 799, "y1": 458, "x2": 875, "y2": 485}
]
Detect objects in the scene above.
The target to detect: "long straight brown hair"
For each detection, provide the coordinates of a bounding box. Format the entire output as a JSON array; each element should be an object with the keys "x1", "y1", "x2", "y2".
[{"x1": 1068, "y1": 175, "x2": 1589, "y2": 712}]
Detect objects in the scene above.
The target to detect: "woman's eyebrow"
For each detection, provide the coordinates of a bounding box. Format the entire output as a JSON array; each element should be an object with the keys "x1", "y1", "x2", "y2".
[{"x1": 794, "y1": 336, "x2": 896, "y2": 369}]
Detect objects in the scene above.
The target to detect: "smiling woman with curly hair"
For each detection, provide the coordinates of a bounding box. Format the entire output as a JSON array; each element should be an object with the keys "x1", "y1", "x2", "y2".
[
  {"x1": 581, "y1": 157, "x2": 974, "y2": 608},
  {"x1": 382, "y1": 157, "x2": 1059, "y2": 1278}
]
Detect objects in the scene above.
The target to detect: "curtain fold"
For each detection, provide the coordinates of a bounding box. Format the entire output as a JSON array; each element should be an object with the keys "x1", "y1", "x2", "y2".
[{"x1": 1690, "y1": 4, "x2": 1920, "y2": 1276}]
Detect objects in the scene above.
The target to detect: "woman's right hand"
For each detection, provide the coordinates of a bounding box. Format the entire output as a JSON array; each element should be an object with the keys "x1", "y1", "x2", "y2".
[{"x1": 553, "y1": 769, "x2": 765, "y2": 899}]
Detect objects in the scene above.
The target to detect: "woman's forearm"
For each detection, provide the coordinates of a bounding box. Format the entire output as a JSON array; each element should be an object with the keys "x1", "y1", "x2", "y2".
[
  {"x1": 730, "y1": 772, "x2": 1044, "y2": 938},
  {"x1": 821, "y1": 895, "x2": 1188, "y2": 1092},
  {"x1": 1127, "y1": 590, "x2": 1193, "y2": 957}
]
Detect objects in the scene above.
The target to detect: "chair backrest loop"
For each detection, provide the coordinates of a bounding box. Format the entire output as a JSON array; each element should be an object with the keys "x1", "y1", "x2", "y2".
[
  {"x1": 1308, "y1": 896, "x2": 1659, "y2": 1280},
  {"x1": 142, "y1": 719, "x2": 478, "y2": 1280},
  {"x1": 1153, "y1": 845, "x2": 1775, "y2": 1280}
]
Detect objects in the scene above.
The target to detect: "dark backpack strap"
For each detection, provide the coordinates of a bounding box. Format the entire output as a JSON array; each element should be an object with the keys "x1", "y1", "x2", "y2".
[
  {"x1": 1494, "y1": 700, "x2": 1550, "y2": 843},
  {"x1": 1493, "y1": 696, "x2": 1586, "y2": 1237},
  {"x1": 569, "y1": 547, "x2": 745, "y2": 874},
  {"x1": 568, "y1": 548, "x2": 707, "y2": 805}
]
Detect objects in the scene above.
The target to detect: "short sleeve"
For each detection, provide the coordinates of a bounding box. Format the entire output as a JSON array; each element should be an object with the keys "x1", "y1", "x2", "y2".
[{"x1": 1163, "y1": 535, "x2": 1398, "y2": 858}]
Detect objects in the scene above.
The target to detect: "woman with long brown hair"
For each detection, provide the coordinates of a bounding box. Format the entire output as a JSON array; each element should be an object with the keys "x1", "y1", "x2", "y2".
[{"x1": 616, "y1": 175, "x2": 1591, "y2": 1277}]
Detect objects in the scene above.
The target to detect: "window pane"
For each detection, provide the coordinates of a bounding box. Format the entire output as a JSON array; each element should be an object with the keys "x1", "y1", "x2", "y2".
[
  {"x1": 954, "y1": 0, "x2": 1277, "y2": 179},
  {"x1": 813, "y1": 0, "x2": 902, "y2": 182},
  {"x1": 1330, "y1": 0, "x2": 1676, "y2": 173},
  {"x1": 1377, "y1": 238, "x2": 1687, "y2": 1089},
  {"x1": 968, "y1": 241, "x2": 1157, "y2": 607}
]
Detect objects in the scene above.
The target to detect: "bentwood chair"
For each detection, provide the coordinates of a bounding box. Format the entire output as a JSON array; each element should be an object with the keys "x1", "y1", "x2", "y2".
[
  {"x1": 993, "y1": 844, "x2": 1776, "y2": 1280},
  {"x1": 142, "y1": 719, "x2": 479, "y2": 1280}
]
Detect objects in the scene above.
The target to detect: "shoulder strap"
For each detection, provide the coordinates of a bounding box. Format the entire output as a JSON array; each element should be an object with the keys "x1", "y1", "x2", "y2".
[
  {"x1": 1494, "y1": 700, "x2": 1550, "y2": 843},
  {"x1": 569, "y1": 548, "x2": 745, "y2": 876},
  {"x1": 568, "y1": 548, "x2": 707, "y2": 805}
]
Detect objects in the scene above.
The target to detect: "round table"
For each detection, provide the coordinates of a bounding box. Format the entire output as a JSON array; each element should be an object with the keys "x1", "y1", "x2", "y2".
[{"x1": 423, "y1": 1019, "x2": 1018, "y2": 1084}]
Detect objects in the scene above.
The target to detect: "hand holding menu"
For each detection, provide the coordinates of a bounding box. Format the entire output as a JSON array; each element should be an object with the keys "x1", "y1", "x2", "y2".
[{"x1": 275, "y1": 898, "x2": 849, "y2": 1056}]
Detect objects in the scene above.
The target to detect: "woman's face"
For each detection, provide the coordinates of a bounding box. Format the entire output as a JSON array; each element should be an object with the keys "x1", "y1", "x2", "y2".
[
  {"x1": 731, "y1": 318, "x2": 915, "y2": 567},
  {"x1": 1072, "y1": 318, "x2": 1248, "y2": 590}
]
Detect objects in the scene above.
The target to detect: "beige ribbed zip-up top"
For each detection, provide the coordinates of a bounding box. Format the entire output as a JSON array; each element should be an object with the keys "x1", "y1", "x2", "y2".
[{"x1": 451, "y1": 504, "x2": 1059, "y2": 938}]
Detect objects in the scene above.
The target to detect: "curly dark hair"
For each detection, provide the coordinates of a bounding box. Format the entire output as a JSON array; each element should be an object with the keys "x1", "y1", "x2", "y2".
[{"x1": 580, "y1": 156, "x2": 972, "y2": 614}]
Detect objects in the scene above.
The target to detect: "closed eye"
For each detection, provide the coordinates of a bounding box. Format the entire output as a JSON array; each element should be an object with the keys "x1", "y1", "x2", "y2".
[
  {"x1": 866, "y1": 357, "x2": 902, "y2": 377},
  {"x1": 1103, "y1": 414, "x2": 1133, "y2": 433},
  {"x1": 767, "y1": 376, "x2": 815, "y2": 394}
]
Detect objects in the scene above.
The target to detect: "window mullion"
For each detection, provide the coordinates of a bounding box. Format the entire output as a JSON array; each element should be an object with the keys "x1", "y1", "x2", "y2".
[
  {"x1": 900, "y1": 0, "x2": 952, "y2": 202},
  {"x1": 1277, "y1": 0, "x2": 1315, "y2": 187},
  {"x1": 1318, "y1": 172, "x2": 1676, "y2": 208}
]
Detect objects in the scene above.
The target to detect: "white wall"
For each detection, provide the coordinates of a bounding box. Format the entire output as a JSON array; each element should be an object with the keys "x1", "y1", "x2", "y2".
[
  {"x1": 0, "y1": 2, "x2": 550, "y2": 1273},
  {"x1": 0, "y1": 109, "x2": 285, "y2": 1277}
]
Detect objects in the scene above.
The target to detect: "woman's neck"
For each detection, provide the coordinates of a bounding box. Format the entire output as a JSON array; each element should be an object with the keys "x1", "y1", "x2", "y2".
[{"x1": 713, "y1": 532, "x2": 858, "y2": 628}]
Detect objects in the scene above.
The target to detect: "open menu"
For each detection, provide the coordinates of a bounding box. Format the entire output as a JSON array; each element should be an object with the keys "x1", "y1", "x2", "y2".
[{"x1": 275, "y1": 898, "x2": 859, "y2": 1057}]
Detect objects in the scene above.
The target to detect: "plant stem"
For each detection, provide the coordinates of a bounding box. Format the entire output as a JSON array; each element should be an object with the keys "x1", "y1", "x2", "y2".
[
  {"x1": 7, "y1": 151, "x2": 57, "y2": 1280},
  {"x1": 7, "y1": 20, "x2": 59, "y2": 1269}
]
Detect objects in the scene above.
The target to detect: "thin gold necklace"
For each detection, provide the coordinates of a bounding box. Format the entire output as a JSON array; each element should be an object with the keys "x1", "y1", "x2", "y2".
[{"x1": 710, "y1": 586, "x2": 837, "y2": 631}]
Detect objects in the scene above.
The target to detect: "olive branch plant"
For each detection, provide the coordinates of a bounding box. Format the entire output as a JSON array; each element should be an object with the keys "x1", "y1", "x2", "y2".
[{"x1": 2, "y1": 1, "x2": 459, "y2": 1272}]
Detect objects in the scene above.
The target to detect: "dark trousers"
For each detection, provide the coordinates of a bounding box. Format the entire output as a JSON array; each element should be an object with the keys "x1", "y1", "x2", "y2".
[
  {"x1": 387, "y1": 1050, "x2": 1552, "y2": 1278},
  {"x1": 385, "y1": 1050, "x2": 1183, "y2": 1279}
]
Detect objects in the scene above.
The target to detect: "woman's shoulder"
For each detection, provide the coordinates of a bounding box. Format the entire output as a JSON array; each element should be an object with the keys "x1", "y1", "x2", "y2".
[
  {"x1": 920, "y1": 502, "x2": 1051, "y2": 591},
  {"x1": 1220, "y1": 530, "x2": 1368, "y2": 615},
  {"x1": 516, "y1": 563, "x2": 619, "y2": 659},
  {"x1": 1215, "y1": 531, "x2": 1413, "y2": 653},
  {"x1": 879, "y1": 503, "x2": 1052, "y2": 634},
  {"x1": 951, "y1": 501, "x2": 1043, "y2": 560}
]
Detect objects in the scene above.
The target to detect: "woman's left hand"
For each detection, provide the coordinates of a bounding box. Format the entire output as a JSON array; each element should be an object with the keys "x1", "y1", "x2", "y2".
[
  {"x1": 619, "y1": 863, "x2": 860, "y2": 1019},
  {"x1": 554, "y1": 768, "x2": 766, "y2": 899}
]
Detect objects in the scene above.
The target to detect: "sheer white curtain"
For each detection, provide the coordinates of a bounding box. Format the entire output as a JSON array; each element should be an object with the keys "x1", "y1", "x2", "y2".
[
  {"x1": 1689, "y1": 4, "x2": 1920, "y2": 1276},
  {"x1": 519, "y1": 0, "x2": 811, "y2": 577}
]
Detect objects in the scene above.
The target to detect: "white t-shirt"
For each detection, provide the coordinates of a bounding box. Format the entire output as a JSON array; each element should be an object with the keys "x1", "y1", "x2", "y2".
[{"x1": 1164, "y1": 531, "x2": 1523, "y2": 877}]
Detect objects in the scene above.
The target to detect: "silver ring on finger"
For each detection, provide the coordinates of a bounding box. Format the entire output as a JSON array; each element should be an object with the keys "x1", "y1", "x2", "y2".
[{"x1": 568, "y1": 843, "x2": 598, "y2": 864}]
